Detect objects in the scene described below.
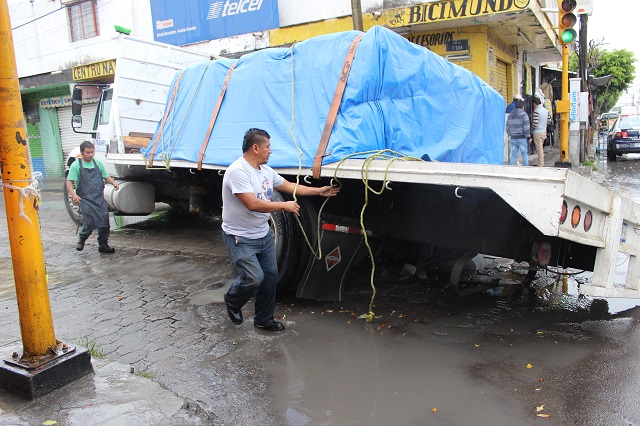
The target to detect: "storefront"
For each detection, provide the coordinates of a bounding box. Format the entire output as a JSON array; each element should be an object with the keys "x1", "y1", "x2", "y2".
[{"x1": 403, "y1": 25, "x2": 517, "y2": 100}]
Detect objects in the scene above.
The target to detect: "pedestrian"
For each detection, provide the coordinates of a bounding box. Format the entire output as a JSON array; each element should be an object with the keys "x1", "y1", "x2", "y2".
[
  {"x1": 221, "y1": 128, "x2": 340, "y2": 331},
  {"x1": 506, "y1": 97, "x2": 532, "y2": 166},
  {"x1": 66, "y1": 141, "x2": 119, "y2": 253},
  {"x1": 505, "y1": 93, "x2": 524, "y2": 114},
  {"x1": 531, "y1": 96, "x2": 549, "y2": 167}
]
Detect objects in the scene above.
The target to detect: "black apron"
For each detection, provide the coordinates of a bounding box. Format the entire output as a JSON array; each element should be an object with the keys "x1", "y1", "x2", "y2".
[{"x1": 77, "y1": 159, "x2": 109, "y2": 230}]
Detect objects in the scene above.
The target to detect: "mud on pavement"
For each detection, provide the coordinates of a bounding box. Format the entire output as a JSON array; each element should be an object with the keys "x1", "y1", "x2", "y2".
[{"x1": 2, "y1": 187, "x2": 640, "y2": 425}]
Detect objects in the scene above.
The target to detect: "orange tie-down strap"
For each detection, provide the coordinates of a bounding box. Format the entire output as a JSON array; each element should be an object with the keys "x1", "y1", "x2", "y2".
[
  {"x1": 197, "y1": 62, "x2": 237, "y2": 170},
  {"x1": 312, "y1": 33, "x2": 363, "y2": 179},
  {"x1": 147, "y1": 71, "x2": 185, "y2": 168}
]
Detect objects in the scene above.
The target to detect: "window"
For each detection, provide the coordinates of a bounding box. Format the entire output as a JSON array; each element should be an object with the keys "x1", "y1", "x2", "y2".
[
  {"x1": 68, "y1": 0, "x2": 99, "y2": 42},
  {"x1": 95, "y1": 89, "x2": 112, "y2": 129}
]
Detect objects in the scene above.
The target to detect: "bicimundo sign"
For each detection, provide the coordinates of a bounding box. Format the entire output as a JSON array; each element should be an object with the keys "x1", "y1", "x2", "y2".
[{"x1": 407, "y1": 0, "x2": 530, "y2": 24}]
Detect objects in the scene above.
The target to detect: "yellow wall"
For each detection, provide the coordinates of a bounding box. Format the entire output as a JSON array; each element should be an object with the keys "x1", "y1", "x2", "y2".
[
  {"x1": 269, "y1": 17, "x2": 353, "y2": 46},
  {"x1": 403, "y1": 25, "x2": 516, "y2": 101}
]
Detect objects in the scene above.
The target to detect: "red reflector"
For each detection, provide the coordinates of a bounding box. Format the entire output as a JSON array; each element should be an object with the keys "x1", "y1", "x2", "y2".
[
  {"x1": 322, "y1": 223, "x2": 364, "y2": 235},
  {"x1": 538, "y1": 242, "x2": 551, "y2": 266},
  {"x1": 584, "y1": 210, "x2": 593, "y2": 232},
  {"x1": 559, "y1": 200, "x2": 568, "y2": 224}
]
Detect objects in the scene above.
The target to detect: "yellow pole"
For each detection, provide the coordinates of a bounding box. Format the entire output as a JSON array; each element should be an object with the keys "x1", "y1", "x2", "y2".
[
  {"x1": 559, "y1": 43, "x2": 570, "y2": 163},
  {"x1": 0, "y1": 0, "x2": 57, "y2": 357}
]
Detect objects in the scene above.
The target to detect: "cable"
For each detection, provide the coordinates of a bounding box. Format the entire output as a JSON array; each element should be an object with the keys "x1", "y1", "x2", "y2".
[
  {"x1": 11, "y1": 6, "x2": 63, "y2": 31},
  {"x1": 541, "y1": 266, "x2": 586, "y2": 276}
]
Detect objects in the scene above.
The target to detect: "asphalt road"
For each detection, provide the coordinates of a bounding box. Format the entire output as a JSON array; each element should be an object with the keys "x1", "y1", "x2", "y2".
[{"x1": 1, "y1": 153, "x2": 640, "y2": 425}]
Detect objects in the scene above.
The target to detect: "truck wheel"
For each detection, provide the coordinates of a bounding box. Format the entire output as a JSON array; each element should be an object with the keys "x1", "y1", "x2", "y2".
[
  {"x1": 63, "y1": 171, "x2": 82, "y2": 226},
  {"x1": 270, "y1": 191, "x2": 317, "y2": 291}
]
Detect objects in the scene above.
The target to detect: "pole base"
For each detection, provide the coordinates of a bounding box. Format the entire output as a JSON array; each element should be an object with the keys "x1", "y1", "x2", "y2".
[
  {"x1": 0, "y1": 343, "x2": 93, "y2": 400},
  {"x1": 554, "y1": 161, "x2": 572, "y2": 169}
]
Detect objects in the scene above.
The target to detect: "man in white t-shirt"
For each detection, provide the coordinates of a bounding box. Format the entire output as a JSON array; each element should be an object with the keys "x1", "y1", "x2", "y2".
[{"x1": 222, "y1": 128, "x2": 340, "y2": 331}]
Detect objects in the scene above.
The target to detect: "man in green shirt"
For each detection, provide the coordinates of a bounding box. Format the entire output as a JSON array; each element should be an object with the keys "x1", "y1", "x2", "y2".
[{"x1": 66, "y1": 141, "x2": 119, "y2": 253}]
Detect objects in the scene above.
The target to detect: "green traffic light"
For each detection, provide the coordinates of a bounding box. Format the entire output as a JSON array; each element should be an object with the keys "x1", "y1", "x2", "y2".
[{"x1": 561, "y1": 29, "x2": 577, "y2": 43}]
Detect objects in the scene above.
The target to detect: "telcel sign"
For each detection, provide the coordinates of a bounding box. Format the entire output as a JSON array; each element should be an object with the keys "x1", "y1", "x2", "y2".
[{"x1": 151, "y1": 0, "x2": 279, "y2": 46}]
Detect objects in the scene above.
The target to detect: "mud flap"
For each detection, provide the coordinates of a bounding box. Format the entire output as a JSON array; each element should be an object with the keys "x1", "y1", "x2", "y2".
[{"x1": 296, "y1": 229, "x2": 368, "y2": 302}]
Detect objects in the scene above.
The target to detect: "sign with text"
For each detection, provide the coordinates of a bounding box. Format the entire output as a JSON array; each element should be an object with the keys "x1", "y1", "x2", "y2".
[
  {"x1": 446, "y1": 39, "x2": 469, "y2": 52},
  {"x1": 150, "y1": 0, "x2": 279, "y2": 46},
  {"x1": 72, "y1": 60, "x2": 116, "y2": 82},
  {"x1": 380, "y1": 0, "x2": 530, "y2": 29}
]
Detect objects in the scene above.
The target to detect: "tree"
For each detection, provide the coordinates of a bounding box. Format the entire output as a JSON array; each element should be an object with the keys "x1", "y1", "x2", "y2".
[
  {"x1": 569, "y1": 43, "x2": 636, "y2": 159},
  {"x1": 570, "y1": 45, "x2": 636, "y2": 114},
  {"x1": 592, "y1": 49, "x2": 636, "y2": 112}
]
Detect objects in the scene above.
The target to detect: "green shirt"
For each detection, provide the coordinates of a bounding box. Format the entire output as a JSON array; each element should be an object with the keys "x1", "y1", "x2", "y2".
[{"x1": 67, "y1": 158, "x2": 109, "y2": 183}]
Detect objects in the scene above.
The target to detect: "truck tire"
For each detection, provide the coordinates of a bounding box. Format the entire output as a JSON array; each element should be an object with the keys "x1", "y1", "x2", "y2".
[
  {"x1": 63, "y1": 171, "x2": 82, "y2": 226},
  {"x1": 270, "y1": 190, "x2": 317, "y2": 291}
]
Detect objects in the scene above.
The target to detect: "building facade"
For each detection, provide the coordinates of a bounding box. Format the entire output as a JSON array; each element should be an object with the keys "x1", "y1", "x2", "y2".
[{"x1": 10, "y1": 0, "x2": 562, "y2": 179}]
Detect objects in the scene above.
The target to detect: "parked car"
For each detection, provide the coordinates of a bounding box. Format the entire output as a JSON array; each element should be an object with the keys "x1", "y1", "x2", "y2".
[
  {"x1": 607, "y1": 115, "x2": 640, "y2": 161},
  {"x1": 598, "y1": 112, "x2": 619, "y2": 131}
]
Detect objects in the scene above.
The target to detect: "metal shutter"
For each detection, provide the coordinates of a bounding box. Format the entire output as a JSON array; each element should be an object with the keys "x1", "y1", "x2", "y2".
[
  {"x1": 57, "y1": 104, "x2": 98, "y2": 159},
  {"x1": 493, "y1": 59, "x2": 509, "y2": 100}
]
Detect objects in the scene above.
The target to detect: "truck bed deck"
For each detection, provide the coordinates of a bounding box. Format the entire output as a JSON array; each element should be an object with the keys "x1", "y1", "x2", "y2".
[{"x1": 107, "y1": 152, "x2": 640, "y2": 298}]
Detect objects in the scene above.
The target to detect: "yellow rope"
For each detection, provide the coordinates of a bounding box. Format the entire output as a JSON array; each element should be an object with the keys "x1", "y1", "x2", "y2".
[
  {"x1": 331, "y1": 150, "x2": 423, "y2": 321},
  {"x1": 286, "y1": 42, "x2": 428, "y2": 322}
]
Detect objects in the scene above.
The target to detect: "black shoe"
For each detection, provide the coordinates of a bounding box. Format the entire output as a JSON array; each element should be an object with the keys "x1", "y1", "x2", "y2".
[
  {"x1": 223, "y1": 293, "x2": 243, "y2": 325},
  {"x1": 98, "y1": 244, "x2": 115, "y2": 253},
  {"x1": 75, "y1": 240, "x2": 85, "y2": 251},
  {"x1": 254, "y1": 321, "x2": 285, "y2": 332}
]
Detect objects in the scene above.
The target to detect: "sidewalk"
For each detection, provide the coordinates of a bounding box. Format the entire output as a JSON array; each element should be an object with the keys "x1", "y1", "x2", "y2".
[
  {"x1": 526, "y1": 142, "x2": 560, "y2": 167},
  {"x1": 0, "y1": 354, "x2": 205, "y2": 425}
]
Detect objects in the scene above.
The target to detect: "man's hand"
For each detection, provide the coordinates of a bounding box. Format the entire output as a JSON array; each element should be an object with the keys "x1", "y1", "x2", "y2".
[
  {"x1": 282, "y1": 200, "x2": 300, "y2": 216},
  {"x1": 71, "y1": 193, "x2": 81, "y2": 205},
  {"x1": 318, "y1": 185, "x2": 340, "y2": 197}
]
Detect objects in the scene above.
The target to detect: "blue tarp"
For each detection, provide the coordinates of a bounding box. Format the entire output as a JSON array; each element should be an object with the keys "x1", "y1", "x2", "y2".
[{"x1": 143, "y1": 26, "x2": 506, "y2": 167}]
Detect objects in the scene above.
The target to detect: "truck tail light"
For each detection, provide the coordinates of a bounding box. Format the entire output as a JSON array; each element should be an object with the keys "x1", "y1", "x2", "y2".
[
  {"x1": 571, "y1": 205, "x2": 581, "y2": 228},
  {"x1": 560, "y1": 200, "x2": 568, "y2": 224}
]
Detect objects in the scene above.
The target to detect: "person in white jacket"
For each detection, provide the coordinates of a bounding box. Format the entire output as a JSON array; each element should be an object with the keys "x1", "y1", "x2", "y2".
[{"x1": 531, "y1": 96, "x2": 549, "y2": 167}]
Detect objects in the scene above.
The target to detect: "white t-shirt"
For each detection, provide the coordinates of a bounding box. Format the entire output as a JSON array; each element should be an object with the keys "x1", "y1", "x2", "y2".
[{"x1": 221, "y1": 157, "x2": 285, "y2": 239}]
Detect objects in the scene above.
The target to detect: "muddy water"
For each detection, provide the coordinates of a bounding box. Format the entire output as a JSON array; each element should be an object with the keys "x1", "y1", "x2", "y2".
[
  {"x1": 267, "y1": 306, "x2": 528, "y2": 425},
  {"x1": 2, "y1": 154, "x2": 640, "y2": 425}
]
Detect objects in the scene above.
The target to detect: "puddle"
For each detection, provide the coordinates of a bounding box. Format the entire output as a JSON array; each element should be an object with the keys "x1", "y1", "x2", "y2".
[
  {"x1": 266, "y1": 311, "x2": 529, "y2": 425},
  {"x1": 187, "y1": 282, "x2": 229, "y2": 306}
]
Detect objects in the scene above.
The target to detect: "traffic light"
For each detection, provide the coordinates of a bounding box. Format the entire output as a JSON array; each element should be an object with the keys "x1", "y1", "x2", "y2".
[{"x1": 558, "y1": 0, "x2": 577, "y2": 44}]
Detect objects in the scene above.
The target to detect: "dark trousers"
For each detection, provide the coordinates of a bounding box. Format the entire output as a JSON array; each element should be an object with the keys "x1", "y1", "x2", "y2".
[
  {"x1": 222, "y1": 231, "x2": 278, "y2": 326},
  {"x1": 79, "y1": 225, "x2": 110, "y2": 246}
]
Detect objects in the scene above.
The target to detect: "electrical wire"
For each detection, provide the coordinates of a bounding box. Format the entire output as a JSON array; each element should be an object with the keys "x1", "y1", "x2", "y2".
[{"x1": 541, "y1": 266, "x2": 586, "y2": 276}]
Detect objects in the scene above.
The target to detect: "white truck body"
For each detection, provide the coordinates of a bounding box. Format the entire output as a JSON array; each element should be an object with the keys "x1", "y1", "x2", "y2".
[{"x1": 68, "y1": 35, "x2": 640, "y2": 301}]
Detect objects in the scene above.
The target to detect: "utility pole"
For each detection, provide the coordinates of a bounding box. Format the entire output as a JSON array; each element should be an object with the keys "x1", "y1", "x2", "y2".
[
  {"x1": 555, "y1": 0, "x2": 578, "y2": 167},
  {"x1": 351, "y1": 0, "x2": 363, "y2": 31},
  {"x1": 0, "y1": 0, "x2": 92, "y2": 399},
  {"x1": 579, "y1": 13, "x2": 589, "y2": 162},
  {"x1": 579, "y1": 13, "x2": 588, "y2": 92}
]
